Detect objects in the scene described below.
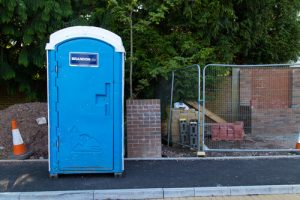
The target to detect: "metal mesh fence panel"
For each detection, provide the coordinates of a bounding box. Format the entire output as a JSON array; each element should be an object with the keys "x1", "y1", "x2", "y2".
[
  {"x1": 203, "y1": 64, "x2": 300, "y2": 152},
  {"x1": 166, "y1": 65, "x2": 202, "y2": 151}
]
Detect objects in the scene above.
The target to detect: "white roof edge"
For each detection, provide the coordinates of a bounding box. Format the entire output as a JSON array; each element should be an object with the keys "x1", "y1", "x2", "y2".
[{"x1": 45, "y1": 26, "x2": 125, "y2": 52}]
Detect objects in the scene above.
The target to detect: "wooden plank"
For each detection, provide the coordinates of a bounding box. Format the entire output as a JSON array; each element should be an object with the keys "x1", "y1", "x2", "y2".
[{"x1": 185, "y1": 101, "x2": 227, "y2": 123}]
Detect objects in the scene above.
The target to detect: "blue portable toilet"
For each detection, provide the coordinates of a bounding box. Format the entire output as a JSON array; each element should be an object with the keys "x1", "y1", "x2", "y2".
[{"x1": 46, "y1": 26, "x2": 125, "y2": 177}]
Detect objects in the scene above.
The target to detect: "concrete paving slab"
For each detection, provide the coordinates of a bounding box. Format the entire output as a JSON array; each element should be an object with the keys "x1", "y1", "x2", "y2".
[
  {"x1": 1, "y1": 185, "x2": 300, "y2": 200},
  {"x1": 0, "y1": 192, "x2": 20, "y2": 200},
  {"x1": 293, "y1": 185, "x2": 300, "y2": 193},
  {"x1": 19, "y1": 190, "x2": 94, "y2": 200},
  {"x1": 160, "y1": 194, "x2": 300, "y2": 200},
  {"x1": 230, "y1": 185, "x2": 293, "y2": 196},
  {"x1": 163, "y1": 188, "x2": 195, "y2": 198},
  {"x1": 194, "y1": 187, "x2": 231, "y2": 196},
  {"x1": 94, "y1": 188, "x2": 163, "y2": 200},
  {"x1": 267, "y1": 185, "x2": 294, "y2": 195}
]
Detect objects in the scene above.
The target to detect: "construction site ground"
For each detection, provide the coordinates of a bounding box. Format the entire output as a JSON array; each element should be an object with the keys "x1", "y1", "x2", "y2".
[{"x1": 0, "y1": 102, "x2": 298, "y2": 159}]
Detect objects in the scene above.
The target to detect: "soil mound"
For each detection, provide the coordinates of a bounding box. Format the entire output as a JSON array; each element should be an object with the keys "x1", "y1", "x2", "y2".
[{"x1": 0, "y1": 102, "x2": 48, "y2": 159}]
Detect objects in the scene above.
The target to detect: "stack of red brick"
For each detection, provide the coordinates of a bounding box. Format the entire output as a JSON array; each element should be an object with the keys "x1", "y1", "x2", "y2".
[{"x1": 211, "y1": 121, "x2": 245, "y2": 141}]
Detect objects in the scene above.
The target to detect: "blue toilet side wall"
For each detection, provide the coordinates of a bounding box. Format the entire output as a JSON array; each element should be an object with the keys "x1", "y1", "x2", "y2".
[
  {"x1": 47, "y1": 50, "x2": 59, "y2": 173},
  {"x1": 113, "y1": 52, "x2": 125, "y2": 172}
]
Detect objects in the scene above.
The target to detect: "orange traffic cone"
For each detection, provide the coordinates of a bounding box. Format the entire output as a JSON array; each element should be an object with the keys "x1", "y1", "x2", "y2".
[
  {"x1": 296, "y1": 133, "x2": 300, "y2": 149},
  {"x1": 9, "y1": 119, "x2": 32, "y2": 159}
]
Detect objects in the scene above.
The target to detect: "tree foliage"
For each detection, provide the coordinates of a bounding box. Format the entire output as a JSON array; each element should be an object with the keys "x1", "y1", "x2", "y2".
[
  {"x1": 0, "y1": 0, "x2": 72, "y2": 99},
  {"x1": 1, "y1": 0, "x2": 300, "y2": 99},
  {"x1": 86, "y1": 0, "x2": 300, "y2": 98}
]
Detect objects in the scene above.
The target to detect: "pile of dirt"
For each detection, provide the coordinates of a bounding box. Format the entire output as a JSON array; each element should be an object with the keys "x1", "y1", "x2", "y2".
[{"x1": 0, "y1": 102, "x2": 48, "y2": 159}]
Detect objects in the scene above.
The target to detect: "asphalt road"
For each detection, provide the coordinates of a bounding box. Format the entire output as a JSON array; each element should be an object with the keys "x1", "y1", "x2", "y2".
[{"x1": 1, "y1": 158, "x2": 300, "y2": 192}]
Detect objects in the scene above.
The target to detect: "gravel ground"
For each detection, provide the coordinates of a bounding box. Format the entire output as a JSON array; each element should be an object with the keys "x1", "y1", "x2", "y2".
[
  {"x1": 161, "y1": 143, "x2": 293, "y2": 157},
  {"x1": 162, "y1": 144, "x2": 197, "y2": 157},
  {"x1": 0, "y1": 102, "x2": 48, "y2": 159}
]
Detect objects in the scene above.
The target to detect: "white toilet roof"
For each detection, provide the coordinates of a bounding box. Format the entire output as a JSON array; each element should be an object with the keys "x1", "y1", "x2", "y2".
[{"x1": 45, "y1": 26, "x2": 125, "y2": 52}]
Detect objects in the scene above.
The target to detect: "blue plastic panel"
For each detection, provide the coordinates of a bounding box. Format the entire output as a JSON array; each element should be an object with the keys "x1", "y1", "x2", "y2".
[
  {"x1": 48, "y1": 29, "x2": 124, "y2": 175},
  {"x1": 56, "y1": 38, "x2": 114, "y2": 171}
]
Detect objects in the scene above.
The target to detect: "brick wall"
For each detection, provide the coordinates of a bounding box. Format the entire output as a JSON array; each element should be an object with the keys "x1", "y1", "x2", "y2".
[
  {"x1": 252, "y1": 69, "x2": 291, "y2": 109},
  {"x1": 206, "y1": 68, "x2": 300, "y2": 136},
  {"x1": 205, "y1": 68, "x2": 300, "y2": 136},
  {"x1": 292, "y1": 69, "x2": 300, "y2": 107},
  {"x1": 240, "y1": 68, "x2": 300, "y2": 135},
  {"x1": 252, "y1": 108, "x2": 300, "y2": 134},
  {"x1": 240, "y1": 68, "x2": 291, "y2": 109},
  {"x1": 126, "y1": 99, "x2": 161, "y2": 158}
]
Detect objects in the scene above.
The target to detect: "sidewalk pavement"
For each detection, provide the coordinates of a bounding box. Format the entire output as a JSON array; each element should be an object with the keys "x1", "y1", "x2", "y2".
[
  {"x1": 159, "y1": 194, "x2": 300, "y2": 200},
  {"x1": 1, "y1": 156, "x2": 300, "y2": 199}
]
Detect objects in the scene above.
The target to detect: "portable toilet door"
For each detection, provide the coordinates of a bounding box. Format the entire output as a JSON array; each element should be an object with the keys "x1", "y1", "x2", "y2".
[{"x1": 46, "y1": 26, "x2": 125, "y2": 177}]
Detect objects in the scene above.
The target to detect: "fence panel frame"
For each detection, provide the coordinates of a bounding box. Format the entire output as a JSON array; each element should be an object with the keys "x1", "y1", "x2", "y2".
[
  {"x1": 167, "y1": 64, "x2": 204, "y2": 152},
  {"x1": 203, "y1": 63, "x2": 300, "y2": 152}
]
